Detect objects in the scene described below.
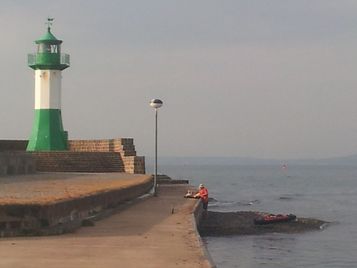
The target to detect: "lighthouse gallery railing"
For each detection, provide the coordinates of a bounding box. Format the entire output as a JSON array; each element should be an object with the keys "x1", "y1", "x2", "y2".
[{"x1": 27, "y1": 53, "x2": 70, "y2": 67}]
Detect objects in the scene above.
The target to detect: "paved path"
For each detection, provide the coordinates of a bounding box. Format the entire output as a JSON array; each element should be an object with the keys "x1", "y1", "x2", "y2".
[{"x1": 0, "y1": 184, "x2": 211, "y2": 268}]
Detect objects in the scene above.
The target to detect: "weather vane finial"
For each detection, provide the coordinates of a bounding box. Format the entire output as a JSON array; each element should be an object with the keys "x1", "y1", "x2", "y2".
[{"x1": 46, "y1": 17, "x2": 54, "y2": 31}]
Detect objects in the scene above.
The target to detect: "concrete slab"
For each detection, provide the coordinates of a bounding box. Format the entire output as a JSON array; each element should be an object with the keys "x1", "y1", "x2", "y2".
[
  {"x1": 0, "y1": 185, "x2": 211, "y2": 268},
  {"x1": 0, "y1": 172, "x2": 151, "y2": 205}
]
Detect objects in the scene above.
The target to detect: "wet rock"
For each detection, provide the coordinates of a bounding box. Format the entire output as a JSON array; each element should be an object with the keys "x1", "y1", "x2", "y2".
[{"x1": 199, "y1": 211, "x2": 327, "y2": 236}]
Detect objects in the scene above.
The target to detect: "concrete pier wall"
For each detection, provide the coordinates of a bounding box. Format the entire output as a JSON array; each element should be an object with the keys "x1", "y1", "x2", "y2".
[
  {"x1": 0, "y1": 175, "x2": 153, "y2": 237},
  {"x1": 0, "y1": 152, "x2": 36, "y2": 176},
  {"x1": 192, "y1": 199, "x2": 217, "y2": 268},
  {"x1": 0, "y1": 140, "x2": 27, "y2": 151}
]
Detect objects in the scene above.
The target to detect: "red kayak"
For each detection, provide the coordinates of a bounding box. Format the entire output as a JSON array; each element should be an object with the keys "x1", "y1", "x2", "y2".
[{"x1": 254, "y1": 214, "x2": 296, "y2": 225}]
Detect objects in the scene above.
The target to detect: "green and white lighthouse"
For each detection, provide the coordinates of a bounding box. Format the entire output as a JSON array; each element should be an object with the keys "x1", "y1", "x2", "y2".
[{"x1": 26, "y1": 19, "x2": 70, "y2": 151}]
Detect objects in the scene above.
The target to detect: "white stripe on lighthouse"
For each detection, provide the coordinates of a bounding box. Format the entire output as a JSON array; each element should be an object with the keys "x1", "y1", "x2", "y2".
[{"x1": 35, "y1": 70, "x2": 62, "y2": 109}]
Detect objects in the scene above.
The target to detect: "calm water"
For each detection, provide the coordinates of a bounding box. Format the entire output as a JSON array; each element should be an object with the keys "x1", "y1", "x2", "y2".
[{"x1": 152, "y1": 164, "x2": 357, "y2": 268}]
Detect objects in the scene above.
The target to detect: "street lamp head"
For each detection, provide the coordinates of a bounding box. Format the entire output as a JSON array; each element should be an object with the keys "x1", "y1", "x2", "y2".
[{"x1": 150, "y1": 99, "x2": 163, "y2": 109}]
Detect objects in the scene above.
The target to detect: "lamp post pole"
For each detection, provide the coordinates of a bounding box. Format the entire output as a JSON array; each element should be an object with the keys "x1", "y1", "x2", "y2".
[
  {"x1": 150, "y1": 99, "x2": 163, "y2": 196},
  {"x1": 154, "y1": 108, "x2": 158, "y2": 196}
]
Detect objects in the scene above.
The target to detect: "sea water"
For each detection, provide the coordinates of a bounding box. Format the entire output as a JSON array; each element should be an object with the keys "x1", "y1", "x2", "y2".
[{"x1": 150, "y1": 163, "x2": 357, "y2": 268}]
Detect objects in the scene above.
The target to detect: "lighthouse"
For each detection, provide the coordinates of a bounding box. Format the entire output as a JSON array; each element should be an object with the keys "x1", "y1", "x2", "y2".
[{"x1": 27, "y1": 18, "x2": 70, "y2": 151}]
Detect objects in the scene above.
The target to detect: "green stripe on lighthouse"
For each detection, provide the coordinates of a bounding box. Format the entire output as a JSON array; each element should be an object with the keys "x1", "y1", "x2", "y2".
[{"x1": 27, "y1": 109, "x2": 68, "y2": 151}]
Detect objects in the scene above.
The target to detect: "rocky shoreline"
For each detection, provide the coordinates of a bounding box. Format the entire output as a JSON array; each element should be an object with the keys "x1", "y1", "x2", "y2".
[{"x1": 199, "y1": 211, "x2": 327, "y2": 236}]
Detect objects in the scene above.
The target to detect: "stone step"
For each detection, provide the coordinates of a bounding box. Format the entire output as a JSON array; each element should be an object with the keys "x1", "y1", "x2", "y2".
[{"x1": 31, "y1": 152, "x2": 125, "y2": 173}]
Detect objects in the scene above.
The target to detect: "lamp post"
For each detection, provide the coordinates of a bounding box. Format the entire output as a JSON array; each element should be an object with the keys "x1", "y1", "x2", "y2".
[{"x1": 150, "y1": 99, "x2": 163, "y2": 196}]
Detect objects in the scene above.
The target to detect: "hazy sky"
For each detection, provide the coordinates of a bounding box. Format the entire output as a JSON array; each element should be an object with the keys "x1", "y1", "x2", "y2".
[{"x1": 1, "y1": 0, "x2": 357, "y2": 159}]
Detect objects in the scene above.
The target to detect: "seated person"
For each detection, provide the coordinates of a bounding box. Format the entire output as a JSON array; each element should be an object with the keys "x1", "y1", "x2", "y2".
[{"x1": 187, "y1": 184, "x2": 208, "y2": 210}]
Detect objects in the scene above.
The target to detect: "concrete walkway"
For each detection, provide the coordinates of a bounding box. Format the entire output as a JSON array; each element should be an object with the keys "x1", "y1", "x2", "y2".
[{"x1": 0, "y1": 184, "x2": 211, "y2": 268}]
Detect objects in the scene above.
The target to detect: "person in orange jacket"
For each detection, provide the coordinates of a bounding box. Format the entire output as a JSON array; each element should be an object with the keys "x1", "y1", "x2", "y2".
[{"x1": 194, "y1": 184, "x2": 209, "y2": 210}]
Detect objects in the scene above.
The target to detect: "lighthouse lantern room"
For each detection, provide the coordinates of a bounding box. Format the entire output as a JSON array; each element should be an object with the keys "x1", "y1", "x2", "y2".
[{"x1": 27, "y1": 18, "x2": 70, "y2": 151}]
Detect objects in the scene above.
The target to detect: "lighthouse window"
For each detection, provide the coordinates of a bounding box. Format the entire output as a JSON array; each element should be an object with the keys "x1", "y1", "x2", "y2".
[
  {"x1": 38, "y1": 44, "x2": 60, "y2": 53},
  {"x1": 50, "y1": 45, "x2": 59, "y2": 53},
  {"x1": 38, "y1": 44, "x2": 50, "y2": 53}
]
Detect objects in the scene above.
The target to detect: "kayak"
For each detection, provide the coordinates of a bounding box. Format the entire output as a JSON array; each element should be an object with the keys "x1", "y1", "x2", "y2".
[{"x1": 254, "y1": 214, "x2": 296, "y2": 225}]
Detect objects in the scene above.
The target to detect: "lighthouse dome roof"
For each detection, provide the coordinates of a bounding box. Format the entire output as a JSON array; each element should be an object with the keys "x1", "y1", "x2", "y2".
[{"x1": 35, "y1": 28, "x2": 62, "y2": 45}]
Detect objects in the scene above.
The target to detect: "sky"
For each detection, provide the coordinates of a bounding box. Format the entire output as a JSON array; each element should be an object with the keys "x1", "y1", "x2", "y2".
[{"x1": 1, "y1": 0, "x2": 357, "y2": 159}]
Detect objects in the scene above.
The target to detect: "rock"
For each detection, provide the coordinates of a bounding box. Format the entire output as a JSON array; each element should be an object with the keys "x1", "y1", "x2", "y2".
[
  {"x1": 199, "y1": 211, "x2": 327, "y2": 236},
  {"x1": 81, "y1": 219, "x2": 95, "y2": 227}
]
